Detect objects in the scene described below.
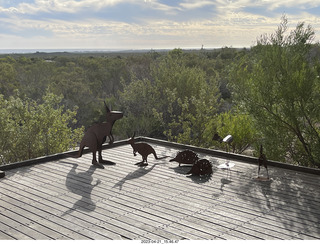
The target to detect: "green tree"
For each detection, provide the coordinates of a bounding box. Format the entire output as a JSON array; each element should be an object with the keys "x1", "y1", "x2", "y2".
[
  {"x1": 16, "y1": 57, "x2": 56, "y2": 100},
  {"x1": 230, "y1": 16, "x2": 320, "y2": 167},
  {"x1": 0, "y1": 57, "x2": 18, "y2": 97},
  {"x1": 116, "y1": 77, "x2": 163, "y2": 138},
  {"x1": 0, "y1": 91, "x2": 83, "y2": 164},
  {"x1": 206, "y1": 111, "x2": 257, "y2": 153},
  {"x1": 161, "y1": 50, "x2": 220, "y2": 146},
  {"x1": 116, "y1": 49, "x2": 221, "y2": 144},
  {"x1": 166, "y1": 80, "x2": 220, "y2": 147}
]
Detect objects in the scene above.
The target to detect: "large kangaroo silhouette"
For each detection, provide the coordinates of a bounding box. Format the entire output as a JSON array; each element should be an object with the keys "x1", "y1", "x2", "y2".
[{"x1": 77, "y1": 102, "x2": 123, "y2": 169}]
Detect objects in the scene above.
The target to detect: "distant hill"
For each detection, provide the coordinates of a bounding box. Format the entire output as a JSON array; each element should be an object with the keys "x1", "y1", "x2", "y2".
[{"x1": 0, "y1": 48, "x2": 244, "y2": 59}]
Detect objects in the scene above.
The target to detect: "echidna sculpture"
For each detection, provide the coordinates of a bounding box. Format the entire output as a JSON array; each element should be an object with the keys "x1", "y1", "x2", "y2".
[
  {"x1": 170, "y1": 150, "x2": 213, "y2": 176},
  {"x1": 169, "y1": 150, "x2": 199, "y2": 166},
  {"x1": 187, "y1": 159, "x2": 213, "y2": 176}
]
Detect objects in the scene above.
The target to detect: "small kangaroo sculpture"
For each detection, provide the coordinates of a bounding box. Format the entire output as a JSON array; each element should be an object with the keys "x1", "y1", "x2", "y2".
[
  {"x1": 77, "y1": 101, "x2": 123, "y2": 168},
  {"x1": 127, "y1": 133, "x2": 168, "y2": 166}
]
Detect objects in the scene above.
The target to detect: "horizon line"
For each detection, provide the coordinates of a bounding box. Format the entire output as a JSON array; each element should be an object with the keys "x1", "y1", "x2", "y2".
[{"x1": 0, "y1": 46, "x2": 249, "y2": 54}]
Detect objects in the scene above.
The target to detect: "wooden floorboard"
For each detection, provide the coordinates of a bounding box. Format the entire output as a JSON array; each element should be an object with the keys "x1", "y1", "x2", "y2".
[{"x1": 1, "y1": 141, "x2": 320, "y2": 240}]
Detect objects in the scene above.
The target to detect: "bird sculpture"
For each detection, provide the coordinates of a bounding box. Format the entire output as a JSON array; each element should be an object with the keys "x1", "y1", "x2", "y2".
[
  {"x1": 212, "y1": 133, "x2": 223, "y2": 143},
  {"x1": 213, "y1": 132, "x2": 233, "y2": 153},
  {"x1": 258, "y1": 145, "x2": 269, "y2": 179}
]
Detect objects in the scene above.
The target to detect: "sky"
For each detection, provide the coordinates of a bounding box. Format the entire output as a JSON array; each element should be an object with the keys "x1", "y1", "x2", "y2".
[{"x1": 0, "y1": 0, "x2": 320, "y2": 51}]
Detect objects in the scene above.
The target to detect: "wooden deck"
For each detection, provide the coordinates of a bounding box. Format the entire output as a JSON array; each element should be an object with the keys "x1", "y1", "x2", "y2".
[{"x1": 0, "y1": 138, "x2": 320, "y2": 240}]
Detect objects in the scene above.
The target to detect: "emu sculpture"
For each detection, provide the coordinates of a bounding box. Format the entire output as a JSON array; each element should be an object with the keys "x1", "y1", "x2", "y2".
[
  {"x1": 128, "y1": 133, "x2": 168, "y2": 166},
  {"x1": 212, "y1": 133, "x2": 223, "y2": 143},
  {"x1": 76, "y1": 102, "x2": 123, "y2": 169},
  {"x1": 258, "y1": 145, "x2": 269, "y2": 179}
]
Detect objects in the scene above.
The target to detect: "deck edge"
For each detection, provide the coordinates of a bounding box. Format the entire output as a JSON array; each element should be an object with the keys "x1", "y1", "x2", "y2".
[{"x1": 1, "y1": 136, "x2": 319, "y2": 175}]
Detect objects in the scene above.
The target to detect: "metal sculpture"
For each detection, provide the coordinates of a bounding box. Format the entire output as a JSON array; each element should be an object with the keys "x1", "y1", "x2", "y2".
[
  {"x1": 171, "y1": 150, "x2": 213, "y2": 176},
  {"x1": 76, "y1": 101, "x2": 123, "y2": 169},
  {"x1": 218, "y1": 161, "x2": 235, "y2": 179},
  {"x1": 214, "y1": 133, "x2": 235, "y2": 179},
  {"x1": 258, "y1": 145, "x2": 269, "y2": 179},
  {"x1": 187, "y1": 159, "x2": 213, "y2": 176},
  {"x1": 128, "y1": 133, "x2": 168, "y2": 166},
  {"x1": 223, "y1": 134, "x2": 233, "y2": 153},
  {"x1": 169, "y1": 150, "x2": 199, "y2": 166},
  {"x1": 213, "y1": 132, "x2": 234, "y2": 153},
  {"x1": 212, "y1": 133, "x2": 223, "y2": 143}
]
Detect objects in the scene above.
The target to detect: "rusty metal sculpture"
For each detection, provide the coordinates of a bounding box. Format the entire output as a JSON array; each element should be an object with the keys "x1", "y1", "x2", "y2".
[
  {"x1": 170, "y1": 150, "x2": 213, "y2": 177},
  {"x1": 214, "y1": 133, "x2": 235, "y2": 179},
  {"x1": 218, "y1": 161, "x2": 235, "y2": 179},
  {"x1": 76, "y1": 102, "x2": 123, "y2": 169},
  {"x1": 187, "y1": 159, "x2": 213, "y2": 176},
  {"x1": 213, "y1": 132, "x2": 234, "y2": 153},
  {"x1": 169, "y1": 150, "x2": 199, "y2": 166},
  {"x1": 258, "y1": 145, "x2": 269, "y2": 179},
  {"x1": 212, "y1": 133, "x2": 223, "y2": 143},
  {"x1": 128, "y1": 133, "x2": 168, "y2": 166}
]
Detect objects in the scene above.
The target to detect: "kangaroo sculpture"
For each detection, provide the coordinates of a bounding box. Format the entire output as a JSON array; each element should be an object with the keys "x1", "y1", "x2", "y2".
[
  {"x1": 127, "y1": 133, "x2": 168, "y2": 166},
  {"x1": 77, "y1": 102, "x2": 123, "y2": 169}
]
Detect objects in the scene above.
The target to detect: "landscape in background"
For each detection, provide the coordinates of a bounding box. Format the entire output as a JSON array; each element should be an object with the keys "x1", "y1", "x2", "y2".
[{"x1": 1, "y1": 17, "x2": 320, "y2": 170}]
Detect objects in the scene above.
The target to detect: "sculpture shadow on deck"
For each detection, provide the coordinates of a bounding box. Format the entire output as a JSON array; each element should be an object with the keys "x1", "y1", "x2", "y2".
[
  {"x1": 62, "y1": 162, "x2": 100, "y2": 216},
  {"x1": 113, "y1": 162, "x2": 167, "y2": 190}
]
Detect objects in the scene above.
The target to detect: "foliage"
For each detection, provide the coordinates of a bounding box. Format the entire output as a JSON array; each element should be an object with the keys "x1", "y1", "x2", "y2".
[
  {"x1": 230, "y1": 16, "x2": 320, "y2": 167},
  {"x1": 0, "y1": 92, "x2": 84, "y2": 164},
  {"x1": 205, "y1": 111, "x2": 258, "y2": 154},
  {"x1": 116, "y1": 49, "x2": 221, "y2": 146},
  {"x1": 116, "y1": 77, "x2": 163, "y2": 138},
  {"x1": 2, "y1": 25, "x2": 319, "y2": 169},
  {"x1": 0, "y1": 57, "x2": 18, "y2": 97}
]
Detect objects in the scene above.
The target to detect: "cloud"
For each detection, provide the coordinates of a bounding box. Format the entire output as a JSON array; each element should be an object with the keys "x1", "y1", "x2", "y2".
[
  {"x1": 0, "y1": 0, "x2": 129, "y2": 15},
  {"x1": 179, "y1": 0, "x2": 216, "y2": 10},
  {"x1": 259, "y1": 0, "x2": 320, "y2": 11},
  {"x1": 0, "y1": 0, "x2": 319, "y2": 49}
]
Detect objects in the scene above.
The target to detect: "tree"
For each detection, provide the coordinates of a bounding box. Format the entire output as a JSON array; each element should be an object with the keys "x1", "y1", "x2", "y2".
[
  {"x1": 0, "y1": 91, "x2": 84, "y2": 164},
  {"x1": 115, "y1": 49, "x2": 221, "y2": 143},
  {"x1": 0, "y1": 57, "x2": 18, "y2": 97},
  {"x1": 116, "y1": 77, "x2": 163, "y2": 138},
  {"x1": 204, "y1": 111, "x2": 257, "y2": 154},
  {"x1": 16, "y1": 57, "x2": 56, "y2": 101},
  {"x1": 151, "y1": 49, "x2": 220, "y2": 142},
  {"x1": 230, "y1": 16, "x2": 320, "y2": 167}
]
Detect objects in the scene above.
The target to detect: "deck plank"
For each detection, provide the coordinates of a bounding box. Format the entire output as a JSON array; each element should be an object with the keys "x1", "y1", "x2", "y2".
[{"x1": 1, "y1": 141, "x2": 320, "y2": 240}]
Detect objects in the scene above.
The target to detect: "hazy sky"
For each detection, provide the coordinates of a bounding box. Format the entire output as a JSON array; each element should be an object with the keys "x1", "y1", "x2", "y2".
[{"x1": 0, "y1": 0, "x2": 319, "y2": 50}]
